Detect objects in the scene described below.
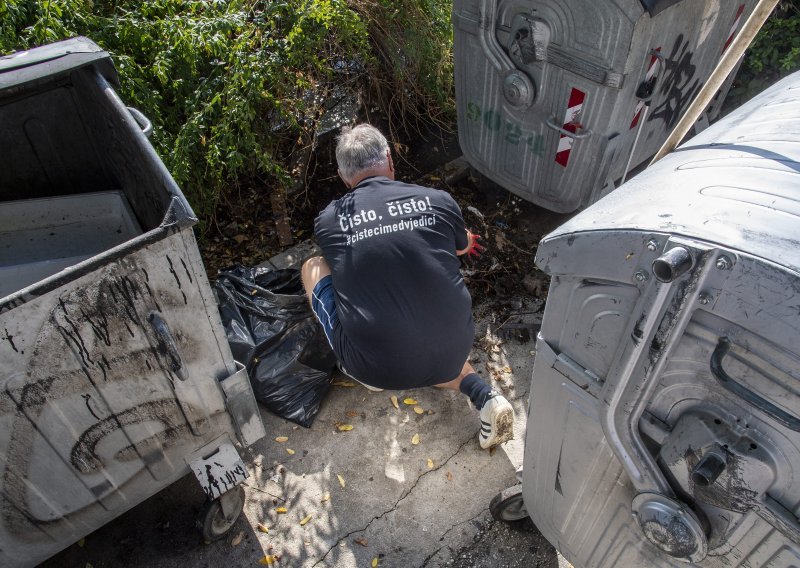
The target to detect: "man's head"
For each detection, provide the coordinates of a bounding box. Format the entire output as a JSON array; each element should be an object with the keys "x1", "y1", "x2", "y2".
[{"x1": 336, "y1": 124, "x2": 394, "y2": 188}]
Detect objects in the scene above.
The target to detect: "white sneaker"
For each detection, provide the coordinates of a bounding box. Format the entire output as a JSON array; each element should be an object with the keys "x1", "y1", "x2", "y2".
[
  {"x1": 478, "y1": 392, "x2": 514, "y2": 449},
  {"x1": 337, "y1": 362, "x2": 384, "y2": 392}
]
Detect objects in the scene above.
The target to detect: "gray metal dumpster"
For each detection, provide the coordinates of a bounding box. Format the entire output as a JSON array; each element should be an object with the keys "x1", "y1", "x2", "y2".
[
  {"x1": 0, "y1": 38, "x2": 265, "y2": 567},
  {"x1": 490, "y1": 71, "x2": 800, "y2": 565},
  {"x1": 453, "y1": 0, "x2": 757, "y2": 212}
]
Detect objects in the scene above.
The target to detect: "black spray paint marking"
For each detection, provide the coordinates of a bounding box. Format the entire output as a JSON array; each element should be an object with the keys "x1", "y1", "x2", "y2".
[
  {"x1": 58, "y1": 299, "x2": 95, "y2": 367},
  {"x1": 180, "y1": 258, "x2": 194, "y2": 284},
  {"x1": 82, "y1": 394, "x2": 101, "y2": 420},
  {"x1": 166, "y1": 256, "x2": 188, "y2": 305},
  {"x1": 649, "y1": 35, "x2": 701, "y2": 129},
  {"x1": 2, "y1": 328, "x2": 17, "y2": 352},
  {"x1": 80, "y1": 307, "x2": 111, "y2": 347}
]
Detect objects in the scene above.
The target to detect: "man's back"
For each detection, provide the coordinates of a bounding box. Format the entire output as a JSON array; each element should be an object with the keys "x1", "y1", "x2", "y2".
[{"x1": 314, "y1": 176, "x2": 473, "y2": 388}]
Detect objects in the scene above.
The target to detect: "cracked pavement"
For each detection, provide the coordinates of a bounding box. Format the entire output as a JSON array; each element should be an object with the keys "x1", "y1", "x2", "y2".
[{"x1": 40, "y1": 264, "x2": 556, "y2": 567}]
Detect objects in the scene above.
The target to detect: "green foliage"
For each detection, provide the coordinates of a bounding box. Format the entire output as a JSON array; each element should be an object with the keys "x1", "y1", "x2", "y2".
[
  {"x1": 738, "y1": 2, "x2": 800, "y2": 99},
  {"x1": 0, "y1": 0, "x2": 454, "y2": 228}
]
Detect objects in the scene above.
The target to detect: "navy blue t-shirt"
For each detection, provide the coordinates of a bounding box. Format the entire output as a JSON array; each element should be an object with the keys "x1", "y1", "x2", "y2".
[{"x1": 314, "y1": 176, "x2": 474, "y2": 388}]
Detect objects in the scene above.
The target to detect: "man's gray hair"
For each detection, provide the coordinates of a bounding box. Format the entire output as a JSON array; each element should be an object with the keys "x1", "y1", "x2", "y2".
[{"x1": 336, "y1": 124, "x2": 390, "y2": 182}]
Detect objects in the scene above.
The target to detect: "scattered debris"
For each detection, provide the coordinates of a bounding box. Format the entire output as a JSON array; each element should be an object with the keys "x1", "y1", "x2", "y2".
[
  {"x1": 337, "y1": 474, "x2": 346, "y2": 488},
  {"x1": 390, "y1": 395, "x2": 399, "y2": 409},
  {"x1": 257, "y1": 524, "x2": 270, "y2": 533},
  {"x1": 427, "y1": 458, "x2": 434, "y2": 469},
  {"x1": 413, "y1": 406, "x2": 425, "y2": 415},
  {"x1": 403, "y1": 397, "x2": 418, "y2": 405},
  {"x1": 276, "y1": 507, "x2": 288, "y2": 514},
  {"x1": 231, "y1": 531, "x2": 244, "y2": 546},
  {"x1": 354, "y1": 538, "x2": 369, "y2": 547},
  {"x1": 275, "y1": 436, "x2": 289, "y2": 443},
  {"x1": 411, "y1": 433, "x2": 420, "y2": 445},
  {"x1": 299, "y1": 515, "x2": 313, "y2": 526}
]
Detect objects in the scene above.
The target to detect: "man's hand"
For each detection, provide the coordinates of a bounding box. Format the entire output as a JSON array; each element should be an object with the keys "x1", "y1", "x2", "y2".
[{"x1": 457, "y1": 230, "x2": 484, "y2": 258}]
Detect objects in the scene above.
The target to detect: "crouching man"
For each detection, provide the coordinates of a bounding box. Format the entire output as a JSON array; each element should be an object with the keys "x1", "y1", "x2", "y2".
[{"x1": 301, "y1": 124, "x2": 513, "y2": 449}]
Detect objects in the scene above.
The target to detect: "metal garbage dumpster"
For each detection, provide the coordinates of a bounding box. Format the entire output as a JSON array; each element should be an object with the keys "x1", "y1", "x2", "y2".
[
  {"x1": 453, "y1": 0, "x2": 758, "y2": 212},
  {"x1": 492, "y1": 71, "x2": 800, "y2": 565},
  {"x1": 0, "y1": 38, "x2": 265, "y2": 567}
]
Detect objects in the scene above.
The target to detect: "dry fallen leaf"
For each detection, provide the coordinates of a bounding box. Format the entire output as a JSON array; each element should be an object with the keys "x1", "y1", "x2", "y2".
[
  {"x1": 275, "y1": 436, "x2": 289, "y2": 443},
  {"x1": 390, "y1": 395, "x2": 399, "y2": 409},
  {"x1": 231, "y1": 531, "x2": 244, "y2": 546},
  {"x1": 321, "y1": 492, "x2": 331, "y2": 503},
  {"x1": 286, "y1": 448, "x2": 295, "y2": 455},
  {"x1": 413, "y1": 406, "x2": 424, "y2": 415},
  {"x1": 411, "y1": 433, "x2": 420, "y2": 445},
  {"x1": 354, "y1": 537, "x2": 369, "y2": 547},
  {"x1": 257, "y1": 523, "x2": 269, "y2": 533},
  {"x1": 403, "y1": 398, "x2": 418, "y2": 405},
  {"x1": 332, "y1": 380, "x2": 356, "y2": 387},
  {"x1": 372, "y1": 558, "x2": 379, "y2": 567},
  {"x1": 446, "y1": 471, "x2": 453, "y2": 481},
  {"x1": 338, "y1": 424, "x2": 354, "y2": 431},
  {"x1": 345, "y1": 410, "x2": 359, "y2": 417},
  {"x1": 489, "y1": 446, "x2": 497, "y2": 456},
  {"x1": 427, "y1": 458, "x2": 434, "y2": 469},
  {"x1": 259, "y1": 555, "x2": 277, "y2": 565},
  {"x1": 300, "y1": 514, "x2": 313, "y2": 526},
  {"x1": 276, "y1": 507, "x2": 288, "y2": 514},
  {"x1": 337, "y1": 474, "x2": 346, "y2": 488}
]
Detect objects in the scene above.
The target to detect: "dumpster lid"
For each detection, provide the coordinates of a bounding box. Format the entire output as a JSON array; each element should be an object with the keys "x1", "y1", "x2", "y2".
[
  {"x1": 540, "y1": 72, "x2": 800, "y2": 275},
  {"x1": 0, "y1": 36, "x2": 116, "y2": 91}
]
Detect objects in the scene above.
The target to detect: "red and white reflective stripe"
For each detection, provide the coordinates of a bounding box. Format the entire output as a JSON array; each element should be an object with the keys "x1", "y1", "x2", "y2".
[
  {"x1": 630, "y1": 47, "x2": 661, "y2": 129},
  {"x1": 555, "y1": 87, "x2": 586, "y2": 168},
  {"x1": 722, "y1": 4, "x2": 746, "y2": 52}
]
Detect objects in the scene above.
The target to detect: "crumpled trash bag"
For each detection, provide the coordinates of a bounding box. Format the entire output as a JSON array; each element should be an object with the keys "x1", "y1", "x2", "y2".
[{"x1": 215, "y1": 265, "x2": 336, "y2": 427}]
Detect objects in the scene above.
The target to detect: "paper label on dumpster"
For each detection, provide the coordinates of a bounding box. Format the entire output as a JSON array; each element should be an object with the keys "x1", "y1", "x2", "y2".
[{"x1": 190, "y1": 443, "x2": 248, "y2": 500}]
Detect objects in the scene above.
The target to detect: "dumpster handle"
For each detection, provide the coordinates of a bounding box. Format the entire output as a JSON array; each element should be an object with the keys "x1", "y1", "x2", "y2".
[
  {"x1": 711, "y1": 337, "x2": 800, "y2": 432},
  {"x1": 545, "y1": 117, "x2": 591, "y2": 139},
  {"x1": 148, "y1": 312, "x2": 187, "y2": 380},
  {"x1": 127, "y1": 106, "x2": 153, "y2": 138}
]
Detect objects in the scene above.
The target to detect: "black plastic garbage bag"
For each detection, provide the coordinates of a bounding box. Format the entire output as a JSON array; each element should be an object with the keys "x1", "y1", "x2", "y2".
[{"x1": 215, "y1": 265, "x2": 337, "y2": 427}]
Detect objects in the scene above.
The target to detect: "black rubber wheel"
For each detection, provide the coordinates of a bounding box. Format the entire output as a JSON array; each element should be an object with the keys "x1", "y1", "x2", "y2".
[
  {"x1": 198, "y1": 485, "x2": 246, "y2": 542},
  {"x1": 489, "y1": 484, "x2": 528, "y2": 522}
]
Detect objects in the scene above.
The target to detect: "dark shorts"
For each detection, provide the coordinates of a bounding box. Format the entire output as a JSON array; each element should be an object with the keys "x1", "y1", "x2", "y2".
[{"x1": 310, "y1": 275, "x2": 339, "y2": 349}]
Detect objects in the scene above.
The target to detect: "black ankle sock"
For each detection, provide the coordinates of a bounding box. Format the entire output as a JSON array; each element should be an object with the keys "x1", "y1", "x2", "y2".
[{"x1": 459, "y1": 373, "x2": 493, "y2": 410}]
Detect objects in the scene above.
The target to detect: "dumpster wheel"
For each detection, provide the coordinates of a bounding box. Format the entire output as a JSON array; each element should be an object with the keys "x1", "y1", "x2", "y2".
[
  {"x1": 198, "y1": 485, "x2": 246, "y2": 542},
  {"x1": 489, "y1": 484, "x2": 528, "y2": 522}
]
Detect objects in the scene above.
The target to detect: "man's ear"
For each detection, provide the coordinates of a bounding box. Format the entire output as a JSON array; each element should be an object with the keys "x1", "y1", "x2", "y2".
[{"x1": 386, "y1": 151, "x2": 395, "y2": 177}]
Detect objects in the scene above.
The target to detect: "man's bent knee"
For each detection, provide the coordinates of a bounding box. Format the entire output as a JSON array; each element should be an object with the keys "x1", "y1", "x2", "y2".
[{"x1": 301, "y1": 256, "x2": 332, "y2": 303}]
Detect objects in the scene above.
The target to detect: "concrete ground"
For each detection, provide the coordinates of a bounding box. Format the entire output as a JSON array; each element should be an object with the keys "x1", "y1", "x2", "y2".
[{"x1": 40, "y1": 246, "x2": 560, "y2": 568}]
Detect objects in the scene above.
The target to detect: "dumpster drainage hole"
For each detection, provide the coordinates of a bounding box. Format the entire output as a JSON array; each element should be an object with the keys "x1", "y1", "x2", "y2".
[
  {"x1": 723, "y1": 444, "x2": 729, "y2": 449},
  {"x1": 714, "y1": 419, "x2": 721, "y2": 425},
  {"x1": 750, "y1": 443, "x2": 758, "y2": 450}
]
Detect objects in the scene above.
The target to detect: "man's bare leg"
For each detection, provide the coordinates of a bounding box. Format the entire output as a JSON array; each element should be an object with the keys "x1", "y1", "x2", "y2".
[
  {"x1": 301, "y1": 255, "x2": 331, "y2": 305},
  {"x1": 434, "y1": 360, "x2": 475, "y2": 390}
]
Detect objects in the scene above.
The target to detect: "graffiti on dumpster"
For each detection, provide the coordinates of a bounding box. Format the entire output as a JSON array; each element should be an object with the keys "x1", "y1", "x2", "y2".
[
  {"x1": 466, "y1": 101, "x2": 546, "y2": 156},
  {"x1": 0, "y1": 256, "x2": 211, "y2": 540},
  {"x1": 649, "y1": 35, "x2": 702, "y2": 129}
]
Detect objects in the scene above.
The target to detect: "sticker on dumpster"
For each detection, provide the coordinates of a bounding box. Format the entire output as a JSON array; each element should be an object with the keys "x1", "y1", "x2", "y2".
[
  {"x1": 722, "y1": 4, "x2": 746, "y2": 52},
  {"x1": 554, "y1": 87, "x2": 586, "y2": 167},
  {"x1": 630, "y1": 47, "x2": 661, "y2": 129},
  {"x1": 190, "y1": 443, "x2": 248, "y2": 500}
]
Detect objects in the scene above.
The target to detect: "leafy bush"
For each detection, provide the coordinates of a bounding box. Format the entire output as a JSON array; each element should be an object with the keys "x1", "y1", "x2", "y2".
[
  {"x1": 0, "y1": 0, "x2": 454, "y2": 228},
  {"x1": 738, "y1": 1, "x2": 800, "y2": 98}
]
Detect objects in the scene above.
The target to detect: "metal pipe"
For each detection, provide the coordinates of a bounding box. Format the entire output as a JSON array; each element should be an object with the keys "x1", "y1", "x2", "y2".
[
  {"x1": 692, "y1": 449, "x2": 727, "y2": 487},
  {"x1": 649, "y1": 0, "x2": 781, "y2": 165},
  {"x1": 652, "y1": 247, "x2": 692, "y2": 283}
]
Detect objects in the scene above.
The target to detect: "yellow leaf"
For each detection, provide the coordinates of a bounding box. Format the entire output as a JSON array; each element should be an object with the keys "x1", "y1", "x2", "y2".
[
  {"x1": 276, "y1": 507, "x2": 287, "y2": 514},
  {"x1": 337, "y1": 474, "x2": 346, "y2": 488},
  {"x1": 300, "y1": 514, "x2": 313, "y2": 526},
  {"x1": 427, "y1": 458, "x2": 434, "y2": 469},
  {"x1": 390, "y1": 395, "x2": 399, "y2": 409},
  {"x1": 372, "y1": 557, "x2": 379, "y2": 567},
  {"x1": 259, "y1": 555, "x2": 276, "y2": 565},
  {"x1": 231, "y1": 531, "x2": 244, "y2": 546},
  {"x1": 403, "y1": 398, "x2": 418, "y2": 405},
  {"x1": 286, "y1": 448, "x2": 295, "y2": 455},
  {"x1": 275, "y1": 436, "x2": 289, "y2": 443},
  {"x1": 321, "y1": 492, "x2": 331, "y2": 503},
  {"x1": 411, "y1": 433, "x2": 420, "y2": 445},
  {"x1": 446, "y1": 471, "x2": 453, "y2": 481},
  {"x1": 338, "y1": 424, "x2": 354, "y2": 431},
  {"x1": 257, "y1": 523, "x2": 269, "y2": 533},
  {"x1": 346, "y1": 410, "x2": 359, "y2": 417},
  {"x1": 413, "y1": 406, "x2": 424, "y2": 415}
]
